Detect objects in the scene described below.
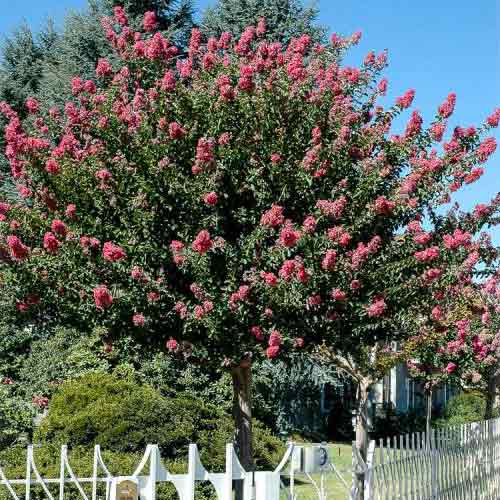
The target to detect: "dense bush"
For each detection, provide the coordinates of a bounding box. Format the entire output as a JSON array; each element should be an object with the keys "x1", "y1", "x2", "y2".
[
  {"x1": 434, "y1": 391, "x2": 498, "y2": 427},
  {"x1": 0, "y1": 385, "x2": 35, "y2": 448},
  {"x1": 36, "y1": 373, "x2": 284, "y2": 470}
]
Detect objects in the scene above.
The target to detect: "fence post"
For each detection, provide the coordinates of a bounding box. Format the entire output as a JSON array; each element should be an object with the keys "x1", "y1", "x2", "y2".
[
  {"x1": 363, "y1": 441, "x2": 375, "y2": 500},
  {"x1": 430, "y1": 429, "x2": 438, "y2": 500}
]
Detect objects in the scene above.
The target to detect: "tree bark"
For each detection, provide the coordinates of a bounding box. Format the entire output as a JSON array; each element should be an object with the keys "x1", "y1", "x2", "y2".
[
  {"x1": 231, "y1": 363, "x2": 253, "y2": 500},
  {"x1": 355, "y1": 378, "x2": 371, "y2": 500},
  {"x1": 485, "y1": 375, "x2": 496, "y2": 420},
  {"x1": 425, "y1": 386, "x2": 433, "y2": 447}
]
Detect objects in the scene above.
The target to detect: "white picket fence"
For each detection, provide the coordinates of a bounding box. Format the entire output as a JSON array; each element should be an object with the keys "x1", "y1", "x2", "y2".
[
  {"x1": 362, "y1": 417, "x2": 500, "y2": 499},
  {"x1": 0, "y1": 442, "x2": 348, "y2": 500},
  {"x1": 1, "y1": 418, "x2": 499, "y2": 499}
]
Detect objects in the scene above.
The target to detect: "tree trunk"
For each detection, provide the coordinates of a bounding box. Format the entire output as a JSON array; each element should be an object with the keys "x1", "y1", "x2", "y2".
[
  {"x1": 354, "y1": 378, "x2": 371, "y2": 500},
  {"x1": 425, "y1": 387, "x2": 433, "y2": 447},
  {"x1": 485, "y1": 375, "x2": 496, "y2": 420},
  {"x1": 231, "y1": 363, "x2": 253, "y2": 500}
]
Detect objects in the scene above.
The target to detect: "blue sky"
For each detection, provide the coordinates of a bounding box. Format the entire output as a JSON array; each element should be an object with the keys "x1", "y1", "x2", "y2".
[{"x1": 1, "y1": 0, "x2": 499, "y2": 243}]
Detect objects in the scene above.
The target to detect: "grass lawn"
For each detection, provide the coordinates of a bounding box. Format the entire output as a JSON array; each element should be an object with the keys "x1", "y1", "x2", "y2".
[{"x1": 279, "y1": 442, "x2": 353, "y2": 499}]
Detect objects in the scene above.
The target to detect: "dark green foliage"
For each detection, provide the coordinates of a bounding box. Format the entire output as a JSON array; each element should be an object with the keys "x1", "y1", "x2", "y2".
[
  {"x1": 201, "y1": 0, "x2": 325, "y2": 44},
  {"x1": 252, "y1": 355, "x2": 344, "y2": 437},
  {"x1": 433, "y1": 391, "x2": 498, "y2": 427},
  {"x1": 36, "y1": 373, "x2": 284, "y2": 470},
  {"x1": 0, "y1": 385, "x2": 35, "y2": 448},
  {"x1": 371, "y1": 407, "x2": 426, "y2": 440},
  {"x1": 17, "y1": 327, "x2": 110, "y2": 399}
]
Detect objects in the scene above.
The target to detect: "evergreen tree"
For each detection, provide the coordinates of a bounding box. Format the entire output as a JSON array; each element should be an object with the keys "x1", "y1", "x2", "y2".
[
  {"x1": 37, "y1": 0, "x2": 194, "y2": 109},
  {"x1": 201, "y1": 0, "x2": 325, "y2": 44}
]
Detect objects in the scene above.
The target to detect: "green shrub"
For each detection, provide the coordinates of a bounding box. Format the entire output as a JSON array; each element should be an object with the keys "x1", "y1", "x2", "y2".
[
  {"x1": 0, "y1": 385, "x2": 35, "y2": 448},
  {"x1": 433, "y1": 391, "x2": 493, "y2": 427},
  {"x1": 36, "y1": 373, "x2": 284, "y2": 470},
  {"x1": 0, "y1": 373, "x2": 285, "y2": 499}
]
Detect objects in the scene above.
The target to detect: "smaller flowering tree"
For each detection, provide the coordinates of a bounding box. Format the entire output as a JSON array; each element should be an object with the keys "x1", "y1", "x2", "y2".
[{"x1": 404, "y1": 272, "x2": 500, "y2": 432}]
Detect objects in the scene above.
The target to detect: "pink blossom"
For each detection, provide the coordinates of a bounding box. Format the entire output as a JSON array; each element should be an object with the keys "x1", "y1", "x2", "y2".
[
  {"x1": 414, "y1": 246, "x2": 440, "y2": 263},
  {"x1": 302, "y1": 216, "x2": 317, "y2": 234},
  {"x1": 279, "y1": 259, "x2": 296, "y2": 281},
  {"x1": 268, "y1": 330, "x2": 282, "y2": 347},
  {"x1": 133, "y1": 313, "x2": 146, "y2": 326},
  {"x1": 396, "y1": 89, "x2": 415, "y2": 109},
  {"x1": 96, "y1": 58, "x2": 113, "y2": 78},
  {"x1": 321, "y1": 249, "x2": 337, "y2": 270},
  {"x1": 113, "y1": 6, "x2": 128, "y2": 25},
  {"x1": 430, "y1": 122, "x2": 446, "y2": 142},
  {"x1": 294, "y1": 337, "x2": 305, "y2": 348},
  {"x1": 486, "y1": 108, "x2": 500, "y2": 127},
  {"x1": 51, "y1": 219, "x2": 67, "y2": 237},
  {"x1": 438, "y1": 93, "x2": 456, "y2": 118},
  {"x1": 169, "y1": 122, "x2": 186, "y2": 139},
  {"x1": 350, "y1": 280, "x2": 361, "y2": 290},
  {"x1": 405, "y1": 110, "x2": 423, "y2": 137},
  {"x1": 256, "y1": 17, "x2": 266, "y2": 36},
  {"x1": 251, "y1": 326, "x2": 264, "y2": 341},
  {"x1": 307, "y1": 294, "x2": 322, "y2": 307},
  {"x1": 43, "y1": 232, "x2": 60, "y2": 254},
  {"x1": 143, "y1": 11, "x2": 158, "y2": 32},
  {"x1": 25, "y1": 97, "x2": 39, "y2": 114},
  {"x1": 65, "y1": 204, "x2": 77, "y2": 219},
  {"x1": 174, "y1": 302, "x2": 188, "y2": 319},
  {"x1": 45, "y1": 158, "x2": 60, "y2": 174},
  {"x1": 367, "y1": 297, "x2": 387, "y2": 317},
  {"x1": 131, "y1": 266, "x2": 144, "y2": 280},
  {"x1": 316, "y1": 196, "x2": 347, "y2": 218},
  {"x1": 93, "y1": 285, "x2": 113, "y2": 309},
  {"x1": 414, "y1": 232, "x2": 432, "y2": 245},
  {"x1": 6, "y1": 235, "x2": 29, "y2": 260},
  {"x1": 260, "y1": 271, "x2": 278, "y2": 287},
  {"x1": 203, "y1": 191, "x2": 218, "y2": 206},
  {"x1": 278, "y1": 226, "x2": 301, "y2": 247},
  {"x1": 431, "y1": 306, "x2": 444, "y2": 322},
  {"x1": 331, "y1": 289, "x2": 347, "y2": 301},
  {"x1": 166, "y1": 337, "x2": 178, "y2": 351},
  {"x1": 103, "y1": 242, "x2": 127, "y2": 262},
  {"x1": 192, "y1": 230, "x2": 213, "y2": 254},
  {"x1": 445, "y1": 362, "x2": 457, "y2": 374},
  {"x1": 146, "y1": 291, "x2": 159, "y2": 303},
  {"x1": 268, "y1": 152, "x2": 282, "y2": 164},
  {"x1": 266, "y1": 345, "x2": 280, "y2": 358},
  {"x1": 260, "y1": 205, "x2": 284, "y2": 227},
  {"x1": 374, "y1": 196, "x2": 396, "y2": 215}
]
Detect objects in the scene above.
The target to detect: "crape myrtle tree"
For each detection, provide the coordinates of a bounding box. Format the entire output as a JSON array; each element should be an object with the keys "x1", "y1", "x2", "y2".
[
  {"x1": 405, "y1": 272, "x2": 500, "y2": 429},
  {"x1": 0, "y1": 7, "x2": 499, "y2": 480},
  {"x1": 201, "y1": 0, "x2": 325, "y2": 44}
]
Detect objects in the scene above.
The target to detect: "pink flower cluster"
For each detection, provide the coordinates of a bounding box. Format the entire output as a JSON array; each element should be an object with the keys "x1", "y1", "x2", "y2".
[
  {"x1": 260, "y1": 205, "x2": 284, "y2": 227},
  {"x1": 192, "y1": 230, "x2": 213, "y2": 254},
  {"x1": 438, "y1": 93, "x2": 456, "y2": 118},
  {"x1": 316, "y1": 196, "x2": 347, "y2": 218},
  {"x1": 278, "y1": 225, "x2": 301, "y2": 247},
  {"x1": 103, "y1": 241, "x2": 127, "y2": 261},
  {"x1": 351, "y1": 236, "x2": 382, "y2": 269},
  {"x1": 366, "y1": 297, "x2": 387, "y2": 317},
  {"x1": 442, "y1": 229, "x2": 471, "y2": 250},
  {"x1": 6, "y1": 235, "x2": 29, "y2": 261},
  {"x1": 266, "y1": 330, "x2": 282, "y2": 358},
  {"x1": 278, "y1": 258, "x2": 309, "y2": 283},
  {"x1": 414, "y1": 246, "x2": 440, "y2": 263},
  {"x1": 327, "y1": 226, "x2": 351, "y2": 247},
  {"x1": 374, "y1": 196, "x2": 396, "y2": 215},
  {"x1": 93, "y1": 285, "x2": 113, "y2": 309}
]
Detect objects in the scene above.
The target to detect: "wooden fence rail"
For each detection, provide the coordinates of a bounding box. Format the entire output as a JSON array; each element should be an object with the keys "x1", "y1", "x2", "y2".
[{"x1": 363, "y1": 417, "x2": 500, "y2": 500}]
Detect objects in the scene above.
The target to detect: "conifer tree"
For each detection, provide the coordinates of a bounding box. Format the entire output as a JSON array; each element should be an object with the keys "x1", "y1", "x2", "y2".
[{"x1": 201, "y1": 0, "x2": 325, "y2": 44}]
